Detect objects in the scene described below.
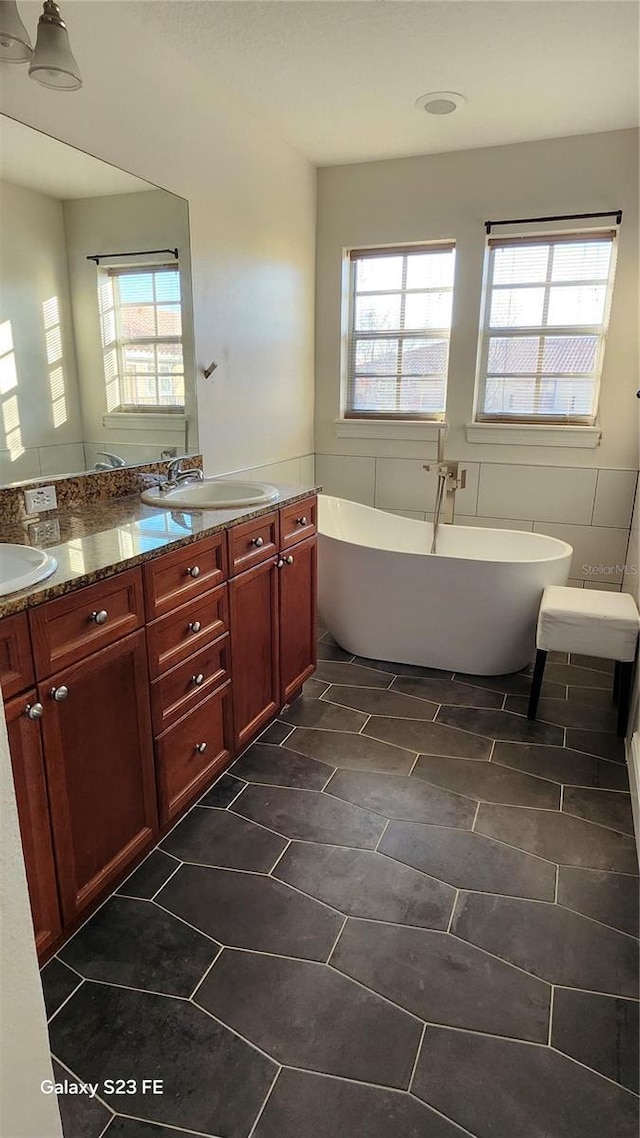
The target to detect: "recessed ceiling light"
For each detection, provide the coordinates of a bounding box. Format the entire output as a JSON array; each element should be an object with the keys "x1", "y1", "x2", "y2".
[{"x1": 415, "y1": 92, "x2": 466, "y2": 116}]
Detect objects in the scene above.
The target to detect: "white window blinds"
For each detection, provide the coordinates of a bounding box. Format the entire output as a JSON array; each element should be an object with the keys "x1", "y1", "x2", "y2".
[
  {"x1": 345, "y1": 243, "x2": 456, "y2": 419},
  {"x1": 475, "y1": 230, "x2": 617, "y2": 425},
  {"x1": 98, "y1": 264, "x2": 184, "y2": 412}
]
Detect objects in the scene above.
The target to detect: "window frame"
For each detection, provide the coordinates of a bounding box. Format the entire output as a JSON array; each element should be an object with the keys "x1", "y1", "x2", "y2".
[
  {"x1": 342, "y1": 241, "x2": 456, "y2": 422},
  {"x1": 99, "y1": 262, "x2": 185, "y2": 415},
  {"x1": 473, "y1": 228, "x2": 618, "y2": 427}
]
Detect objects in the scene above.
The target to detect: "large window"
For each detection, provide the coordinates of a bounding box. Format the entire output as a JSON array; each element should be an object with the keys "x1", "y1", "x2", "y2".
[
  {"x1": 98, "y1": 264, "x2": 184, "y2": 412},
  {"x1": 344, "y1": 243, "x2": 456, "y2": 419},
  {"x1": 475, "y1": 231, "x2": 617, "y2": 425}
]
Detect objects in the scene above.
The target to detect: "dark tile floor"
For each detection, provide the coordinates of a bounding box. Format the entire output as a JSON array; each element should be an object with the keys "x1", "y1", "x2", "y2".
[{"x1": 41, "y1": 630, "x2": 640, "y2": 1138}]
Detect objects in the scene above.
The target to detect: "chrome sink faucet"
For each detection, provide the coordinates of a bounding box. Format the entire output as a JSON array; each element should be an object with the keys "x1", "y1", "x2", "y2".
[
  {"x1": 161, "y1": 456, "x2": 204, "y2": 491},
  {"x1": 423, "y1": 427, "x2": 466, "y2": 554}
]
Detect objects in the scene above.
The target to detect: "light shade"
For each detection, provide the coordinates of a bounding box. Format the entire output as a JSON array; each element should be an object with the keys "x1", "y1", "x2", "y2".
[
  {"x1": 0, "y1": 1, "x2": 33, "y2": 62},
  {"x1": 28, "y1": 0, "x2": 81, "y2": 89}
]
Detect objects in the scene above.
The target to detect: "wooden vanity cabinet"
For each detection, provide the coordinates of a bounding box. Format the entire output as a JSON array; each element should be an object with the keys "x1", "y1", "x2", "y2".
[
  {"x1": 37, "y1": 630, "x2": 157, "y2": 924},
  {"x1": 5, "y1": 689, "x2": 62, "y2": 957},
  {"x1": 1, "y1": 493, "x2": 318, "y2": 958},
  {"x1": 230, "y1": 498, "x2": 318, "y2": 749},
  {"x1": 279, "y1": 534, "x2": 317, "y2": 703},
  {"x1": 230, "y1": 557, "x2": 281, "y2": 752}
]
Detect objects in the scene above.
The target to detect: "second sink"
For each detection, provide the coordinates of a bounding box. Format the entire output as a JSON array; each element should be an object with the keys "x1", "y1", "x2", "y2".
[{"x1": 141, "y1": 479, "x2": 280, "y2": 511}]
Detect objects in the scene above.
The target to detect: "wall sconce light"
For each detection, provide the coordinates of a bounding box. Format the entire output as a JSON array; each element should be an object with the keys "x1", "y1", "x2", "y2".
[{"x1": 0, "y1": 0, "x2": 81, "y2": 89}]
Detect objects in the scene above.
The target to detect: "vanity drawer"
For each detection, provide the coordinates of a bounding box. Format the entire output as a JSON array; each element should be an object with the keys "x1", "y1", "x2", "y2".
[
  {"x1": 146, "y1": 583, "x2": 229, "y2": 680},
  {"x1": 150, "y1": 632, "x2": 230, "y2": 735},
  {"x1": 0, "y1": 611, "x2": 34, "y2": 699},
  {"x1": 228, "y1": 512, "x2": 279, "y2": 576},
  {"x1": 143, "y1": 533, "x2": 227, "y2": 619},
  {"x1": 29, "y1": 569, "x2": 144, "y2": 679},
  {"x1": 280, "y1": 496, "x2": 317, "y2": 550},
  {"x1": 155, "y1": 680, "x2": 233, "y2": 824}
]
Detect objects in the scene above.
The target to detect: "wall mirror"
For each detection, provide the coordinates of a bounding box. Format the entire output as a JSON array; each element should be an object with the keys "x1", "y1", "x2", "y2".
[{"x1": 0, "y1": 114, "x2": 198, "y2": 486}]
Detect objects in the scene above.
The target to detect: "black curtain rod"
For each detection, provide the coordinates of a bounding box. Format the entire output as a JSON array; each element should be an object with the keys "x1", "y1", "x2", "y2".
[
  {"x1": 484, "y1": 211, "x2": 622, "y2": 235},
  {"x1": 86, "y1": 247, "x2": 179, "y2": 265}
]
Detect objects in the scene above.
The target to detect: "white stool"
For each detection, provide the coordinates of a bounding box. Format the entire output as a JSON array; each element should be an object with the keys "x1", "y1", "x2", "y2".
[{"x1": 527, "y1": 585, "x2": 640, "y2": 737}]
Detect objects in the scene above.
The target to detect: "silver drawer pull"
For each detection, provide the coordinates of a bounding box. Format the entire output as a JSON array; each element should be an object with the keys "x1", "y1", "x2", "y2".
[
  {"x1": 296, "y1": 516, "x2": 308, "y2": 525},
  {"x1": 195, "y1": 742, "x2": 207, "y2": 754},
  {"x1": 276, "y1": 558, "x2": 285, "y2": 568},
  {"x1": 90, "y1": 609, "x2": 108, "y2": 625},
  {"x1": 188, "y1": 620, "x2": 202, "y2": 634},
  {"x1": 192, "y1": 673, "x2": 205, "y2": 686},
  {"x1": 24, "y1": 702, "x2": 44, "y2": 720},
  {"x1": 285, "y1": 555, "x2": 294, "y2": 565},
  {"x1": 186, "y1": 565, "x2": 200, "y2": 578},
  {"x1": 251, "y1": 536, "x2": 265, "y2": 548},
  {"x1": 50, "y1": 685, "x2": 69, "y2": 702}
]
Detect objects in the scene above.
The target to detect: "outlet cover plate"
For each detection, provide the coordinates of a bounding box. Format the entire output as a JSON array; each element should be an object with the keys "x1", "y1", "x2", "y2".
[{"x1": 24, "y1": 485, "x2": 58, "y2": 515}]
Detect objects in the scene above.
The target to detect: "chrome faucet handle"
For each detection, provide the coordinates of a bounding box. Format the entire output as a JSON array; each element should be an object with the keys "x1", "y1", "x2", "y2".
[{"x1": 166, "y1": 456, "x2": 185, "y2": 479}]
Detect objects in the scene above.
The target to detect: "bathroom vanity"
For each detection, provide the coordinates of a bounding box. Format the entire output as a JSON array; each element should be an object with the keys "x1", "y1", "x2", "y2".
[{"x1": 0, "y1": 488, "x2": 318, "y2": 961}]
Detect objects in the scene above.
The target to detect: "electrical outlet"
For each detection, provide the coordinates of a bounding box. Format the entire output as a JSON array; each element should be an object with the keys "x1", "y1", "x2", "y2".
[
  {"x1": 24, "y1": 484, "x2": 58, "y2": 515},
  {"x1": 27, "y1": 518, "x2": 61, "y2": 545}
]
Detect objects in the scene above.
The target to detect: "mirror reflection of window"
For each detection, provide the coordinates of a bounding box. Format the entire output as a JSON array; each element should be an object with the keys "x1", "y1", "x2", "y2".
[{"x1": 98, "y1": 264, "x2": 185, "y2": 413}]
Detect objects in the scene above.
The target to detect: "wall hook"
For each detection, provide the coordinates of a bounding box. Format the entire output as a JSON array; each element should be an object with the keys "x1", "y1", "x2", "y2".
[{"x1": 203, "y1": 361, "x2": 218, "y2": 379}]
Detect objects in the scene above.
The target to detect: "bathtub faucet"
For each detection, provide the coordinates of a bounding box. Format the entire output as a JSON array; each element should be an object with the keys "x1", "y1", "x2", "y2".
[{"x1": 423, "y1": 432, "x2": 467, "y2": 554}]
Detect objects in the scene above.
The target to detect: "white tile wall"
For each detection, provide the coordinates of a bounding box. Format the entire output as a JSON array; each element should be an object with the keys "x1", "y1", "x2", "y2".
[
  {"x1": 300, "y1": 454, "x2": 316, "y2": 484},
  {"x1": 0, "y1": 448, "x2": 42, "y2": 484},
  {"x1": 38, "y1": 443, "x2": 87, "y2": 476},
  {"x1": 456, "y1": 515, "x2": 534, "y2": 532},
  {"x1": 315, "y1": 453, "x2": 638, "y2": 590},
  {"x1": 375, "y1": 458, "x2": 479, "y2": 516},
  {"x1": 533, "y1": 521, "x2": 631, "y2": 584},
  {"x1": 315, "y1": 454, "x2": 376, "y2": 505},
  {"x1": 386, "y1": 508, "x2": 426, "y2": 520},
  {"x1": 592, "y1": 469, "x2": 638, "y2": 528},
  {"x1": 477, "y1": 464, "x2": 597, "y2": 524}
]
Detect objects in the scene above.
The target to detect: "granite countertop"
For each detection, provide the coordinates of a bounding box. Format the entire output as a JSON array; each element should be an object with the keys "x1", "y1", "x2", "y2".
[{"x1": 0, "y1": 483, "x2": 321, "y2": 618}]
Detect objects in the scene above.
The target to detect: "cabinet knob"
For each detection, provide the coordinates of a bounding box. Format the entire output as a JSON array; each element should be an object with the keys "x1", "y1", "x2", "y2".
[
  {"x1": 186, "y1": 565, "x2": 200, "y2": 578},
  {"x1": 195, "y1": 742, "x2": 207, "y2": 754},
  {"x1": 192, "y1": 673, "x2": 205, "y2": 686},
  {"x1": 50, "y1": 685, "x2": 69, "y2": 702},
  {"x1": 251, "y1": 536, "x2": 265, "y2": 548},
  {"x1": 188, "y1": 620, "x2": 202, "y2": 634},
  {"x1": 90, "y1": 609, "x2": 108, "y2": 625},
  {"x1": 24, "y1": 702, "x2": 44, "y2": 720},
  {"x1": 276, "y1": 558, "x2": 285, "y2": 568},
  {"x1": 285, "y1": 555, "x2": 294, "y2": 565},
  {"x1": 296, "y1": 516, "x2": 308, "y2": 526}
]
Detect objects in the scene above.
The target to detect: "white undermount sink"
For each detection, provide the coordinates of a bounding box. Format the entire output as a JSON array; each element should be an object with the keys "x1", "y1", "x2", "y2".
[
  {"x1": 0, "y1": 544, "x2": 58, "y2": 597},
  {"x1": 141, "y1": 479, "x2": 280, "y2": 511}
]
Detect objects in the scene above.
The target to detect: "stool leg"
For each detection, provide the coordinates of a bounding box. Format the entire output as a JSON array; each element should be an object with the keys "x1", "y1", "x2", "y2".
[
  {"x1": 613, "y1": 660, "x2": 621, "y2": 704},
  {"x1": 616, "y1": 661, "x2": 634, "y2": 737},
  {"x1": 527, "y1": 649, "x2": 547, "y2": 721}
]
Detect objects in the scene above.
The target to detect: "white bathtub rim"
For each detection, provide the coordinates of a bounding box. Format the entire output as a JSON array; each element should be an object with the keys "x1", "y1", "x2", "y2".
[{"x1": 318, "y1": 495, "x2": 573, "y2": 568}]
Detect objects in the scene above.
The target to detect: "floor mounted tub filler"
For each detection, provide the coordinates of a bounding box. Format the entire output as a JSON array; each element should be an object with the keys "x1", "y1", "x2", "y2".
[{"x1": 317, "y1": 495, "x2": 573, "y2": 675}]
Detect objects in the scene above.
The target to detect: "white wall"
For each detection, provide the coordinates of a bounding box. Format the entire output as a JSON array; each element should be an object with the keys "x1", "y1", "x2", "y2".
[
  {"x1": 316, "y1": 129, "x2": 639, "y2": 584},
  {"x1": 63, "y1": 187, "x2": 197, "y2": 466},
  {"x1": 1, "y1": 1, "x2": 316, "y2": 479},
  {"x1": 0, "y1": 179, "x2": 85, "y2": 482}
]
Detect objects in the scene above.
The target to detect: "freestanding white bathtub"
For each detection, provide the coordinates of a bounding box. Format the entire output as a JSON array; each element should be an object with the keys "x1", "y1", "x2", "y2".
[{"x1": 318, "y1": 495, "x2": 573, "y2": 675}]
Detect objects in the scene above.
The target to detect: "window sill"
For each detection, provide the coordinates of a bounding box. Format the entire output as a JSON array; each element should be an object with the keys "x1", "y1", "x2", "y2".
[
  {"x1": 465, "y1": 422, "x2": 602, "y2": 449},
  {"x1": 334, "y1": 418, "x2": 447, "y2": 441},
  {"x1": 103, "y1": 412, "x2": 186, "y2": 433}
]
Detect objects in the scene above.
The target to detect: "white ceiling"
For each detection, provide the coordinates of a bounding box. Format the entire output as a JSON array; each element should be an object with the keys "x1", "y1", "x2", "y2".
[
  {"x1": 130, "y1": 0, "x2": 640, "y2": 166},
  {"x1": 0, "y1": 115, "x2": 153, "y2": 198}
]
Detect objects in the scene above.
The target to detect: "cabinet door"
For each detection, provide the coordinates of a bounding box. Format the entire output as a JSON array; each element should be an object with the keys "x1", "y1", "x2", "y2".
[
  {"x1": 39, "y1": 630, "x2": 157, "y2": 924},
  {"x1": 6, "y1": 691, "x2": 62, "y2": 960},
  {"x1": 229, "y1": 558, "x2": 280, "y2": 752},
  {"x1": 279, "y1": 536, "x2": 317, "y2": 704}
]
